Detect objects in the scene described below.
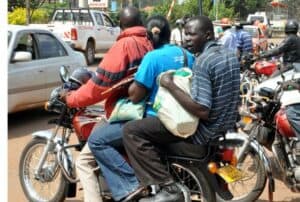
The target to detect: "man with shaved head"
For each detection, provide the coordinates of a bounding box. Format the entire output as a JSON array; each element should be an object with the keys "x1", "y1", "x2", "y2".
[
  {"x1": 123, "y1": 16, "x2": 240, "y2": 201},
  {"x1": 63, "y1": 6, "x2": 153, "y2": 202}
]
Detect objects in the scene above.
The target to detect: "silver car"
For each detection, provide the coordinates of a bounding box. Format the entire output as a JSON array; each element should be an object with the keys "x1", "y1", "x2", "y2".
[{"x1": 8, "y1": 25, "x2": 87, "y2": 113}]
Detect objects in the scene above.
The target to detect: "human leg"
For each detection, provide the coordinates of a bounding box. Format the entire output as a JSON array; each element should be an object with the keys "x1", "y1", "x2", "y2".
[
  {"x1": 286, "y1": 104, "x2": 300, "y2": 137},
  {"x1": 123, "y1": 117, "x2": 184, "y2": 201},
  {"x1": 76, "y1": 144, "x2": 102, "y2": 202},
  {"x1": 88, "y1": 122, "x2": 139, "y2": 201}
]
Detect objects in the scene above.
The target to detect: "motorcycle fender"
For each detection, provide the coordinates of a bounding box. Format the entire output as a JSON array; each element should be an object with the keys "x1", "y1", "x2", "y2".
[
  {"x1": 32, "y1": 130, "x2": 61, "y2": 142},
  {"x1": 32, "y1": 130, "x2": 74, "y2": 177},
  {"x1": 226, "y1": 132, "x2": 272, "y2": 175}
]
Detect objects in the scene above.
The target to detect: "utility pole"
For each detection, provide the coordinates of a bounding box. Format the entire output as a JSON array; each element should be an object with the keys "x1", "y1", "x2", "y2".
[
  {"x1": 198, "y1": 0, "x2": 202, "y2": 15},
  {"x1": 26, "y1": 0, "x2": 30, "y2": 25}
]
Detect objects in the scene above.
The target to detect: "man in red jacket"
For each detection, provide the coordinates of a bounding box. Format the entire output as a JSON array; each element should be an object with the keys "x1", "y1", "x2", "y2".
[{"x1": 64, "y1": 6, "x2": 153, "y2": 202}]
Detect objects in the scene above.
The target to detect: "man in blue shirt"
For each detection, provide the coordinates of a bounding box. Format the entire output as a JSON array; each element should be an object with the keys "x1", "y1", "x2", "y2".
[
  {"x1": 218, "y1": 18, "x2": 238, "y2": 53},
  {"x1": 123, "y1": 16, "x2": 240, "y2": 202},
  {"x1": 236, "y1": 23, "x2": 253, "y2": 57}
]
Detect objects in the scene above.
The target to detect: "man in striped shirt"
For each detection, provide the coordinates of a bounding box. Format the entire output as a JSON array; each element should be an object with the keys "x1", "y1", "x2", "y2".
[
  {"x1": 236, "y1": 23, "x2": 253, "y2": 57},
  {"x1": 123, "y1": 16, "x2": 240, "y2": 201},
  {"x1": 167, "y1": 15, "x2": 241, "y2": 144},
  {"x1": 218, "y1": 18, "x2": 238, "y2": 53}
]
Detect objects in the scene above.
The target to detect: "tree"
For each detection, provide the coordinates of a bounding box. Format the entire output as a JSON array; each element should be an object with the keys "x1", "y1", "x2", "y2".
[
  {"x1": 209, "y1": 1, "x2": 234, "y2": 21},
  {"x1": 150, "y1": 0, "x2": 271, "y2": 23},
  {"x1": 226, "y1": 0, "x2": 269, "y2": 20}
]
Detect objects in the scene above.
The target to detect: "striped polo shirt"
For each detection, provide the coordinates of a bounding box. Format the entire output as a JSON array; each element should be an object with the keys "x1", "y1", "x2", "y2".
[
  {"x1": 190, "y1": 41, "x2": 240, "y2": 144},
  {"x1": 236, "y1": 30, "x2": 253, "y2": 53}
]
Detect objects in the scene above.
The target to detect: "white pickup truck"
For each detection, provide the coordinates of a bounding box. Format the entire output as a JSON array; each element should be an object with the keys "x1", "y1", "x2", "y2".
[{"x1": 32, "y1": 8, "x2": 121, "y2": 64}]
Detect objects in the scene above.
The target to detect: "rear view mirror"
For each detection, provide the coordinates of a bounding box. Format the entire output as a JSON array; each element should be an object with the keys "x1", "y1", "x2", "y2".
[
  {"x1": 59, "y1": 66, "x2": 70, "y2": 83},
  {"x1": 11, "y1": 51, "x2": 32, "y2": 63}
]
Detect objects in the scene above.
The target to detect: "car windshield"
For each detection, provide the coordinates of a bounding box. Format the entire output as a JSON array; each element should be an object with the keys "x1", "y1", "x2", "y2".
[
  {"x1": 243, "y1": 27, "x2": 258, "y2": 37},
  {"x1": 54, "y1": 11, "x2": 92, "y2": 23},
  {"x1": 249, "y1": 16, "x2": 264, "y2": 24},
  {"x1": 8, "y1": 31, "x2": 12, "y2": 46}
]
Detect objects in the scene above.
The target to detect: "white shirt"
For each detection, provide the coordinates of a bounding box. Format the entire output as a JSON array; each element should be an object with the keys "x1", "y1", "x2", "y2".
[{"x1": 170, "y1": 27, "x2": 184, "y2": 46}]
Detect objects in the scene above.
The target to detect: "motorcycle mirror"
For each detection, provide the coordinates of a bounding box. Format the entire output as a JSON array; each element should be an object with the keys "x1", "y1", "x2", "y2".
[{"x1": 59, "y1": 66, "x2": 70, "y2": 83}]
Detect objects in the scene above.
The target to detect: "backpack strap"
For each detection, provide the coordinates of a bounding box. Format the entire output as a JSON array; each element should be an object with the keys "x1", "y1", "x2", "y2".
[{"x1": 179, "y1": 47, "x2": 188, "y2": 67}]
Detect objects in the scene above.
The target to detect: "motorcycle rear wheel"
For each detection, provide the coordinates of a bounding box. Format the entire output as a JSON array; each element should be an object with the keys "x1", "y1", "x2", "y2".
[
  {"x1": 169, "y1": 163, "x2": 215, "y2": 202},
  {"x1": 217, "y1": 149, "x2": 266, "y2": 202},
  {"x1": 19, "y1": 138, "x2": 67, "y2": 202}
]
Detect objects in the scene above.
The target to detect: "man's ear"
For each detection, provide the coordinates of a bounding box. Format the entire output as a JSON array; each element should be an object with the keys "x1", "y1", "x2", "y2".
[{"x1": 206, "y1": 31, "x2": 212, "y2": 40}]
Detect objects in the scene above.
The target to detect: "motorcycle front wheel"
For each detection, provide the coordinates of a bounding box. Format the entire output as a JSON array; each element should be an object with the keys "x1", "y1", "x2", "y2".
[
  {"x1": 19, "y1": 138, "x2": 67, "y2": 202},
  {"x1": 217, "y1": 147, "x2": 267, "y2": 202},
  {"x1": 169, "y1": 162, "x2": 215, "y2": 202}
]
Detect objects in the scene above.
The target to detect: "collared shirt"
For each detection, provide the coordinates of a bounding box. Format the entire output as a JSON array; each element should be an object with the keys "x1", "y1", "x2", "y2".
[
  {"x1": 134, "y1": 44, "x2": 194, "y2": 116},
  {"x1": 170, "y1": 27, "x2": 185, "y2": 46},
  {"x1": 190, "y1": 41, "x2": 240, "y2": 144},
  {"x1": 218, "y1": 28, "x2": 238, "y2": 52},
  {"x1": 236, "y1": 29, "x2": 253, "y2": 53}
]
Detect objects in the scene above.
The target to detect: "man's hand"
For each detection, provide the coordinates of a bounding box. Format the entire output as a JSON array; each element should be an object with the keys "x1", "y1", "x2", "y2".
[
  {"x1": 59, "y1": 89, "x2": 69, "y2": 102},
  {"x1": 160, "y1": 72, "x2": 174, "y2": 89}
]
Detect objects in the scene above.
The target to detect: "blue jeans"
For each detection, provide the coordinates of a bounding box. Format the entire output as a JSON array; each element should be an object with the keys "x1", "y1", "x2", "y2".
[{"x1": 88, "y1": 122, "x2": 139, "y2": 201}]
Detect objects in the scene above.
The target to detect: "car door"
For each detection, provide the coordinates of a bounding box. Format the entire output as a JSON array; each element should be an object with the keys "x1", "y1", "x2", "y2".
[
  {"x1": 93, "y1": 12, "x2": 120, "y2": 50},
  {"x1": 101, "y1": 13, "x2": 120, "y2": 49},
  {"x1": 93, "y1": 12, "x2": 107, "y2": 50},
  {"x1": 34, "y1": 32, "x2": 74, "y2": 99},
  {"x1": 8, "y1": 30, "x2": 47, "y2": 113}
]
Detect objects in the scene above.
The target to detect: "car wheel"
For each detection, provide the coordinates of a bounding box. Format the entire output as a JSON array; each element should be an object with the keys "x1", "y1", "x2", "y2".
[
  {"x1": 268, "y1": 31, "x2": 272, "y2": 38},
  {"x1": 85, "y1": 41, "x2": 95, "y2": 65}
]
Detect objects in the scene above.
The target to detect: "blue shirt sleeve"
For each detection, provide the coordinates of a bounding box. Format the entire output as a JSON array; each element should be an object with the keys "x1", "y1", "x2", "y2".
[
  {"x1": 134, "y1": 52, "x2": 157, "y2": 90},
  {"x1": 191, "y1": 56, "x2": 212, "y2": 109}
]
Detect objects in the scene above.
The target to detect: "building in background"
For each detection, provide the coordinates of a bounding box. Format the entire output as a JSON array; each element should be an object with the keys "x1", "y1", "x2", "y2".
[{"x1": 78, "y1": 0, "x2": 167, "y2": 10}]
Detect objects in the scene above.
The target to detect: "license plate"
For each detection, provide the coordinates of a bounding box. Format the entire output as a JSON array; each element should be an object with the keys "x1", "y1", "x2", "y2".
[{"x1": 217, "y1": 165, "x2": 244, "y2": 183}]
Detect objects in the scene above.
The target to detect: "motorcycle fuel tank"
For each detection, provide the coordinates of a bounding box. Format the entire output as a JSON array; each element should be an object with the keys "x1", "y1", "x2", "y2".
[
  {"x1": 254, "y1": 61, "x2": 277, "y2": 76},
  {"x1": 275, "y1": 108, "x2": 296, "y2": 138}
]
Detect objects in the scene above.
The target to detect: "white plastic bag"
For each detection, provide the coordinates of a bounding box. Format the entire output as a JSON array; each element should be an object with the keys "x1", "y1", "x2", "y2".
[{"x1": 153, "y1": 68, "x2": 199, "y2": 138}]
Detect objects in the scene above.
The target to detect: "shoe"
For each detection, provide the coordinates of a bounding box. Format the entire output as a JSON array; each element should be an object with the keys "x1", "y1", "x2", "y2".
[
  {"x1": 120, "y1": 186, "x2": 149, "y2": 202},
  {"x1": 139, "y1": 183, "x2": 184, "y2": 202}
]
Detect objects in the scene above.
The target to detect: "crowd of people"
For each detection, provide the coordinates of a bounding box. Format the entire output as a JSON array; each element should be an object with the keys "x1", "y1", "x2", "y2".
[{"x1": 60, "y1": 6, "x2": 300, "y2": 202}]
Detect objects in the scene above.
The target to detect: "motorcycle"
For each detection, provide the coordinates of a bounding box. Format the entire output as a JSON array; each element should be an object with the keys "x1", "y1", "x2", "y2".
[
  {"x1": 18, "y1": 66, "x2": 212, "y2": 202},
  {"x1": 239, "y1": 63, "x2": 300, "y2": 199},
  {"x1": 19, "y1": 66, "x2": 267, "y2": 202}
]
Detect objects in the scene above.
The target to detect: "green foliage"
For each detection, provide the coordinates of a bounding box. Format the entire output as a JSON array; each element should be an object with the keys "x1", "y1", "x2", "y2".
[
  {"x1": 31, "y1": 8, "x2": 50, "y2": 23},
  {"x1": 8, "y1": 7, "x2": 49, "y2": 25},
  {"x1": 150, "y1": 0, "x2": 270, "y2": 22},
  {"x1": 39, "y1": 2, "x2": 69, "y2": 17},
  {"x1": 151, "y1": 0, "x2": 171, "y2": 17},
  {"x1": 8, "y1": 7, "x2": 26, "y2": 25},
  {"x1": 209, "y1": 2, "x2": 235, "y2": 21}
]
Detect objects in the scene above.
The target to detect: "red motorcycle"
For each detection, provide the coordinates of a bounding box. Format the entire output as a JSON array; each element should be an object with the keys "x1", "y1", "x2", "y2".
[
  {"x1": 18, "y1": 66, "x2": 216, "y2": 202},
  {"x1": 239, "y1": 67, "x2": 300, "y2": 200}
]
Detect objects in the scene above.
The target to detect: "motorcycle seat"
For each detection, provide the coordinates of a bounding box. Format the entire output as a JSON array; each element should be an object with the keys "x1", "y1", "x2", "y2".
[
  {"x1": 163, "y1": 141, "x2": 208, "y2": 159},
  {"x1": 258, "y1": 87, "x2": 275, "y2": 99}
]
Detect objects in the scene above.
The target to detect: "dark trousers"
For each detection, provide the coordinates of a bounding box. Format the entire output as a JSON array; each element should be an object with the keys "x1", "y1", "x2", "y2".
[
  {"x1": 123, "y1": 116, "x2": 183, "y2": 187},
  {"x1": 286, "y1": 104, "x2": 300, "y2": 137}
]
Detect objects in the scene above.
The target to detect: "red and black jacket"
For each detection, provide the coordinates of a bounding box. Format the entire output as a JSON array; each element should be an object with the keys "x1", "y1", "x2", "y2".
[{"x1": 66, "y1": 26, "x2": 153, "y2": 108}]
